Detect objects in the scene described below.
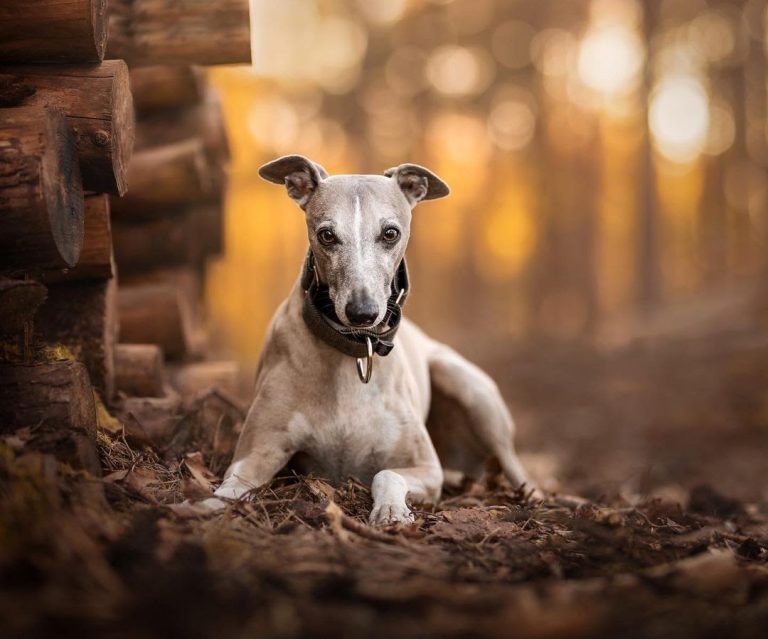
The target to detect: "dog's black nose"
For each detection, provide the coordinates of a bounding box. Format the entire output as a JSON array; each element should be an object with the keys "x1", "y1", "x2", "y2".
[{"x1": 345, "y1": 296, "x2": 379, "y2": 327}]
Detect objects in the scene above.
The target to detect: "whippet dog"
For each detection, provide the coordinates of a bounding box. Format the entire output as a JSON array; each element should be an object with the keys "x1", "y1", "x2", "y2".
[{"x1": 211, "y1": 155, "x2": 535, "y2": 524}]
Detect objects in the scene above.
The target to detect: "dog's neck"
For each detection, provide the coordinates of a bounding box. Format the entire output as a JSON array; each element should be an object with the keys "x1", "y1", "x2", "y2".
[{"x1": 296, "y1": 248, "x2": 409, "y2": 360}]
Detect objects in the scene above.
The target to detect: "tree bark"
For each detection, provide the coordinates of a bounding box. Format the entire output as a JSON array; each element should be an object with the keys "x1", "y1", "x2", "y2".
[
  {"x1": 114, "y1": 343, "x2": 165, "y2": 397},
  {"x1": 0, "y1": 361, "x2": 101, "y2": 476},
  {"x1": 0, "y1": 61, "x2": 135, "y2": 195},
  {"x1": 0, "y1": 0, "x2": 108, "y2": 63},
  {"x1": 130, "y1": 66, "x2": 204, "y2": 116},
  {"x1": 35, "y1": 278, "x2": 118, "y2": 400},
  {"x1": 108, "y1": 0, "x2": 251, "y2": 67},
  {"x1": 0, "y1": 106, "x2": 84, "y2": 271},
  {"x1": 43, "y1": 194, "x2": 114, "y2": 283},
  {"x1": 118, "y1": 277, "x2": 194, "y2": 360},
  {"x1": 109, "y1": 139, "x2": 214, "y2": 218},
  {"x1": 0, "y1": 276, "x2": 47, "y2": 335}
]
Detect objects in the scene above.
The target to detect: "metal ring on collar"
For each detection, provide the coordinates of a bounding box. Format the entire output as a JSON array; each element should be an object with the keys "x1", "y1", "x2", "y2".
[{"x1": 356, "y1": 336, "x2": 373, "y2": 383}]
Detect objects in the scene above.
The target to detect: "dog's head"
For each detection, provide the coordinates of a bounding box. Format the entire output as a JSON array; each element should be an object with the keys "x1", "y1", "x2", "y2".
[{"x1": 259, "y1": 155, "x2": 450, "y2": 328}]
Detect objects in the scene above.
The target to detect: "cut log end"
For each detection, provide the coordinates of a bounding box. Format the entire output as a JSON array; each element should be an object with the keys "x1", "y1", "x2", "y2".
[
  {"x1": 0, "y1": 361, "x2": 101, "y2": 476},
  {"x1": 171, "y1": 361, "x2": 241, "y2": 398},
  {"x1": 0, "y1": 361, "x2": 96, "y2": 434},
  {"x1": 0, "y1": 277, "x2": 47, "y2": 335},
  {"x1": 42, "y1": 108, "x2": 85, "y2": 267},
  {"x1": 115, "y1": 344, "x2": 165, "y2": 397},
  {"x1": 35, "y1": 278, "x2": 117, "y2": 400},
  {"x1": 0, "y1": 0, "x2": 108, "y2": 63},
  {"x1": 112, "y1": 60, "x2": 135, "y2": 196},
  {"x1": 118, "y1": 277, "x2": 194, "y2": 360},
  {"x1": 0, "y1": 61, "x2": 136, "y2": 196},
  {"x1": 43, "y1": 194, "x2": 114, "y2": 284},
  {"x1": 91, "y1": 0, "x2": 109, "y2": 61},
  {"x1": 110, "y1": 138, "x2": 212, "y2": 218},
  {"x1": 0, "y1": 106, "x2": 85, "y2": 271}
]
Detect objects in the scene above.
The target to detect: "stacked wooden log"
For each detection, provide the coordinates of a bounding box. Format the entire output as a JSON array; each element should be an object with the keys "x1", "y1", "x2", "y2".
[
  {"x1": 0, "y1": 1, "x2": 129, "y2": 476},
  {"x1": 108, "y1": 4, "x2": 247, "y2": 448},
  {"x1": 0, "y1": 1, "x2": 249, "y2": 466}
]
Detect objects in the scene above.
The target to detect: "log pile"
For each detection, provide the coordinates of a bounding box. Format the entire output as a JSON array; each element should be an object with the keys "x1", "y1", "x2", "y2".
[{"x1": 0, "y1": 1, "x2": 249, "y2": 469}]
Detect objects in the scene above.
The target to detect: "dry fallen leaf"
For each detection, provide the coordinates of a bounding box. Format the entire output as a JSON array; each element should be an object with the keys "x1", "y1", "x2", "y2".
[
  {"x1": 104, "y1": 466, "x2": 160, "y2": 501},
  {"x1": 306, "y1": 478, "x2": 336, "y2": 501},
  {"x1": 183, "y1": 451, "x2": 216, "y2": 495}
]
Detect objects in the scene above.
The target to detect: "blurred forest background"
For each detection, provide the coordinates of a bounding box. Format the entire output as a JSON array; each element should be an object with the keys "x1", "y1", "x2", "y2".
[{"x1": 205, "y1": 0, "x2": 768, "y2": 501}]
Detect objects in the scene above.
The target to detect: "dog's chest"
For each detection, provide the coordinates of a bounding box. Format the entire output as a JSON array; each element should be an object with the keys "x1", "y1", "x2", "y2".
[{"x1": 290, "y1": 396, "x2": 415, "y2": 484}]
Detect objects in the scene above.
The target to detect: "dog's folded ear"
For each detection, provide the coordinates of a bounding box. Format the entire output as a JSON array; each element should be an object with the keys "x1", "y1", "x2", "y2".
[
  {"x1": 258, "y1": 155, "x2": 328, "y2": 208},
  {"x1": 384, "y1": 164, "x2": 450, "y2": 205}
]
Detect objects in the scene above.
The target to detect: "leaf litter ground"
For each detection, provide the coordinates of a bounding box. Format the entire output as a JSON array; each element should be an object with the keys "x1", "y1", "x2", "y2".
[{"x1": 2, "y1": 338, "x2": 768, "y2": 638}]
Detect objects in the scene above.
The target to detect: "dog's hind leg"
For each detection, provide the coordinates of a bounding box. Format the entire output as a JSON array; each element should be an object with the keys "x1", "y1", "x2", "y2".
[{"x1": 426, "y1": 342, "x2": 534, "y2": 491}]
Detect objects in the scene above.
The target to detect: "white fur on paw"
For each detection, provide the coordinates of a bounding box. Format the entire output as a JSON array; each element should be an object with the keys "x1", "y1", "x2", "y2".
[
  {"x1": 369, "y1": 502, "x2": 414, "y2": 526},
  {"x1": 167, "y1": 497, "x2": 227, "y2": 518},
  {"x1": 199, "y1": 497, "x2": 229, "y2": 510}
]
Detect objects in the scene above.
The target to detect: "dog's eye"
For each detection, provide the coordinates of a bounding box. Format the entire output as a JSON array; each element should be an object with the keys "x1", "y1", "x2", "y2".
[
  {"x1": 317, "y1": 229, "x2": 337, "y2": 246},
  {"x1": 382, "y1": 227, "x2": 400, "y2": 243}
]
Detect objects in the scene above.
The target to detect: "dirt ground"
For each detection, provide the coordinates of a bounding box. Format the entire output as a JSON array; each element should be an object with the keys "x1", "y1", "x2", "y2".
[{"x1": 1, "y1": 330, "x2": 768, "y2": 639}]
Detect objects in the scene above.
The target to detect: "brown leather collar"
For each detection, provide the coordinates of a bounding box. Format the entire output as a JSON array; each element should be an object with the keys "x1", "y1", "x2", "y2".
[{"x1": 300, "y1": 250, "x2": 409, "y2": 359}]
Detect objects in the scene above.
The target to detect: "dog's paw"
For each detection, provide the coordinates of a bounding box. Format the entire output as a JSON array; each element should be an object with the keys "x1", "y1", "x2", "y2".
[
  {"x1": 199, "y1": 497, "x2": 230, "y2": 510},
  {"x1": 369, "y1": 502, "x2": 415, "y2": 526},
  {"x1": 167, "y1": 497, "x2": 228, "y2": 518}
]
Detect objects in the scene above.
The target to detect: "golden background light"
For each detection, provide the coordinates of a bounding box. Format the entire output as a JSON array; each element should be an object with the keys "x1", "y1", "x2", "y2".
[
  {"x1": 354, "y1": 0, "x2": 408, "y2": 26},
  {"x1": 531, "y1": 29, "x2": 577, "y2": 78},
  {"x1": 705, "y1": 100, "x2": 736, "y2": 156},
  {"x1": 491, "y1": 20, "x2": 535, "y2": 69},
  {"x1": 487, "y1": 95, "x2": 536, "y2": 151},
  {"x1": 425, "y1": 46, "x2": 495, "y2": 97},
  {"x1": 577, "y1": 24, "x2": 644, "y2": 96},
  {"x1": 206, "y1": 0, "x2": 768, "y2": 375},
  {"x1": 649, "y1": 75, "x2": 710, "y2": 163}
]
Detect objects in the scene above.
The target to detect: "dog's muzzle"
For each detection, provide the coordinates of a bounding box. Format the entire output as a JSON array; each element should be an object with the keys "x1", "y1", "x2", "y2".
[{"x1": 300, "y1": 250, "x2": 409, "y2": 383}]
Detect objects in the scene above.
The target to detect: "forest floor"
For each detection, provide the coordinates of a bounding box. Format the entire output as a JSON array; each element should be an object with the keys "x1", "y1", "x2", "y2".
[{"x1": 2, "y1": 329, "x2": 768, "y2": 639}]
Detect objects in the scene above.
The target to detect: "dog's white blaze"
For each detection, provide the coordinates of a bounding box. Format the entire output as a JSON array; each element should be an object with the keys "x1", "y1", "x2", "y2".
[{"x1": 353, "y1": 195, "x2": 364, "y2": 264}]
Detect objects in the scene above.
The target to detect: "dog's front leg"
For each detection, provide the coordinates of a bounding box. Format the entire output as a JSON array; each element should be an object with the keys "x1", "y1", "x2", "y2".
[
  {"x1": 369, "y1": 463, "x2": 443, "y2": 525},
  {"x1": 211, "y1": 400, "x2": 300, "y2": 503}
]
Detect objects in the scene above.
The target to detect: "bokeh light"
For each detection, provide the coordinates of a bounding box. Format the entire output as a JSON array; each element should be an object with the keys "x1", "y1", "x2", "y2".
[
  {"x1": 212, "y1": 0, "x2": 768, "y2": 370},
  {"x1": 531, "y1": 29, "x2": 577, "y2": 78},
  {"x1": 705, "y1": 100, "x2": 736, "y2": 156},
  {"x1": 649, "y1": 75, "x2": 710, "y2": 163},
  {"x1": 687, "y1": 10, "x2": 737, "y2": 64},
  {"x1": 426, "y1": 46, "x2": 495, "y2": 97},
  {"x1": 487, "y1": 89, "x2": 536, "y2": 152},
  {"x1": 354, "y1": 0, "x2": 408, "y2": 27},
  {"x1": 577, "y1": 24, "x2": 644, "y2": 96}
]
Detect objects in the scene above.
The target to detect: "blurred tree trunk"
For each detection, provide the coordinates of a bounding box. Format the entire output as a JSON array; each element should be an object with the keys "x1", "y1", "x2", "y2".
[
  {"x1": 699, "y1": 66, "x2": 727, "y2": 287},
  {"x1": 727, "y1": 50, "x2": 752, "y2": 275},
  {"x1": 636, "y1": 1, "x2": 661, "y2": 315},
  {"x1": 526, "y1": 0, "x2": 599, "y2": 340},
  {"x1": 743, "y1": 0, "x2": 768, "y2": 317}
]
